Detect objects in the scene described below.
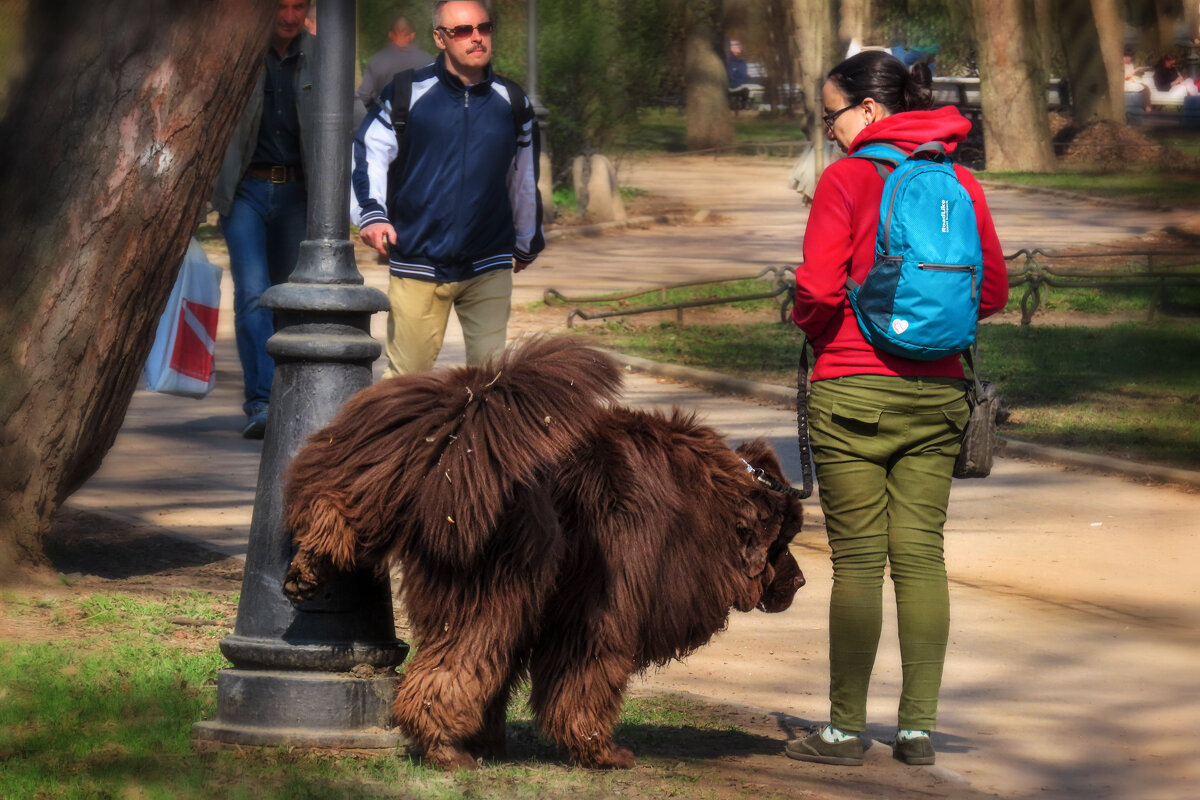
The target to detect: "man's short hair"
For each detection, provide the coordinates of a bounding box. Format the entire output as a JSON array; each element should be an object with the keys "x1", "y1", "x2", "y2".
[
  {"x1": 433, "y1": 0, "x2": 487, "y2": 29},
  {"x1": 391, "y1": 14, "x2": 414, "y2": 36}
]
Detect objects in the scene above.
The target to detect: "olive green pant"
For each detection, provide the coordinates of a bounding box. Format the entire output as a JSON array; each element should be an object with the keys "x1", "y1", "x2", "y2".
[
  {"x1": 382, "y1": 269, "x2": 512, "y2": 378},
  {"x1": 808, "y1": 375, "x2": 969, "y2": 733}
]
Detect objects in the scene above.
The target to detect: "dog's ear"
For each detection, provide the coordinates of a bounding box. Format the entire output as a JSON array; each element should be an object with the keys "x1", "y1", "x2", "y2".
[
  {"x1": 739, "y1": 527, "x2": 770, "y2": 577},
  {"x1": 736, "y1": 494, "x2": 776, "y2": 577}
]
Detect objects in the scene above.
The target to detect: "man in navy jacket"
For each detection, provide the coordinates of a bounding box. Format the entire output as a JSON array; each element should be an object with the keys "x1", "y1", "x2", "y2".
[{"x1": 351, "y1": 0, "x2": 544, "y2": 377}]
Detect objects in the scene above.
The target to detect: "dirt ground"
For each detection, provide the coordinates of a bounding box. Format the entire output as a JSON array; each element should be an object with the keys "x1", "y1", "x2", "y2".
[
  {"x1": 9, "y1": 156, "x2": 1199, "y2": 799},
  {"x1": 4, "y1": 507, "x2": 1002, "y2": 800}
]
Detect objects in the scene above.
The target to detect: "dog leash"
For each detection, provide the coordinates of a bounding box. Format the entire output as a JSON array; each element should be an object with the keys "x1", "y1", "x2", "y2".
[
  {"x1": 793, "y1": 338, "x2": 815, "y2": 499},
  {"x1": 740, "y1": 458, "x2": 808, "y2": 500}
]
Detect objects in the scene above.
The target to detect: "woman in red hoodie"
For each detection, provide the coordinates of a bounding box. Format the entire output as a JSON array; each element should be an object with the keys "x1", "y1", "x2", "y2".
[{"x1": 786, "y1": 51, "x2": 1008, "y2": 768}]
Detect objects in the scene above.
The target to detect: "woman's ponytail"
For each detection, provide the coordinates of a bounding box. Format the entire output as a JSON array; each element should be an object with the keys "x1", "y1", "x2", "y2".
[{"x1": 827, "y1": 50, "x2": 933, "y2": 114}]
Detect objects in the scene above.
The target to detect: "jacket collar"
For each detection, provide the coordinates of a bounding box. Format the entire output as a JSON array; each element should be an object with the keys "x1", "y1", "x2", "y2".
[{"x1": 434, "y1": 52, "x2": 493, "y2": 94}]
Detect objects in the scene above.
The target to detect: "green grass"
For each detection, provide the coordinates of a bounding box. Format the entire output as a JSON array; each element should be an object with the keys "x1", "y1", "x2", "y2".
[
  {"x1": 546, "y1": 278, "x2": 788, "y2": 314},
  {"x1": 1005, "y1": 281, "x2": 1200, "y2": 316},
  {"x1": 1147, "y1": 128, "x2": 1200, "y2": 159},
  {"x1": 569, "y1": 318, "x2": 1200, "y2": 470},
  {"x1": 0, "y1": 593, "x2": 768, "y2": 800},
  {"x1": 552, "y1": 186, "x2": 650, "y2": 215},
  {"x1": 978, "y1": 169, "x2": 1200, "y2": 207},
  {"x1": 617, "y1": 107, "x2": 807, "y2": 153}
]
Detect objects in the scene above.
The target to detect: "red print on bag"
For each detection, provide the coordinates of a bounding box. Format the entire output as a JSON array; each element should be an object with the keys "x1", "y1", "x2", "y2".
[{"x1": 169, "y1": 300, "x2": 219, "y2": 382}]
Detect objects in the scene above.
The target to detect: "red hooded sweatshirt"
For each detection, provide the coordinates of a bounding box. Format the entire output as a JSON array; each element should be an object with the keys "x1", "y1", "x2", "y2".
[{"x1": 793, "y1": 107, "x2": 1008, "y2": 381}]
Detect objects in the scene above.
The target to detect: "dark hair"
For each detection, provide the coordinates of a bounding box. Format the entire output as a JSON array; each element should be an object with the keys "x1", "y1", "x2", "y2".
[{"x1": 827, "y1": 50, "x2": 933, "y2": 114}]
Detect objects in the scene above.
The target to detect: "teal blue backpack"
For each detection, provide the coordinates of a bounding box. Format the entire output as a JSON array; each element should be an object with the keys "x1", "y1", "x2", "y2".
[{"x1": 846, "y1": 142, "x2": 983, "y2": 360}]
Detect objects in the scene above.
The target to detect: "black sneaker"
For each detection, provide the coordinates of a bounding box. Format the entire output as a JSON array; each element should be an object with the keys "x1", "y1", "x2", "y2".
[
  {"x1": 892, "y1": 734, "x2": 935, "y2": 765},
  {"x1": 242, "y1": 403, "x2": 268, "y2": 440},
  {"x1": 785, "y1": 728, "x2": 864, "y2": 766}
]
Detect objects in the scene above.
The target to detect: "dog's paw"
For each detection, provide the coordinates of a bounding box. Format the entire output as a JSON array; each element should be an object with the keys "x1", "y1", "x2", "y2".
[
  {"x1": 577, "y1": 744, "x2": 636, "y2": 770},
  {"x1": 282, "y1": 551, "x2": 331, "y2": 604},
  {"x1": 423, "y1": 744, "x2": 480, "y2": 770}
]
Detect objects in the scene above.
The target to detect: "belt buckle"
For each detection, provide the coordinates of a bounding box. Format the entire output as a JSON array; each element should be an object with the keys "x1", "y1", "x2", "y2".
[{"x1": 269, "y1": 165, "x2": 287, "y2": 183}]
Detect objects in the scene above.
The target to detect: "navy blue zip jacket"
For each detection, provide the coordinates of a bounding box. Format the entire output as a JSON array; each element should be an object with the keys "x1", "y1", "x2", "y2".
[{"x1": 351, "y1": 54, "x2": 544, "y2": 283}]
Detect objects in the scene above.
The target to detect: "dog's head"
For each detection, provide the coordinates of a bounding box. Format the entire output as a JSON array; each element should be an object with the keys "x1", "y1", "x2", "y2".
[{"x1": 733, "y1": 439, "x2": 805, "y2": 613}]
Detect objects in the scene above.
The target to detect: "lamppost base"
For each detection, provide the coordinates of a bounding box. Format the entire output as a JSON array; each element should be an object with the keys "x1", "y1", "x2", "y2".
[{"x1": 193, "y1": 668, "x2": 407, "y2": 752}]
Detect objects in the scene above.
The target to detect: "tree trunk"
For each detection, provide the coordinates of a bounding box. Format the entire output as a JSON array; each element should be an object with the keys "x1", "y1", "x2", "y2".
[
  {"x1": 971, "y1": 0, "x2": 1056, "y2": 171},
  {"x1": 1089, "y1": 0, "x2": 1127, "y2": 121},
  {"x1": 685, "y1": 0, "x2": 735, "y2": 151},
  {"x1": 0, "y1": 0, "x2": 274, "y2": 582},
  {"x1": 1055, "y1": 0, "x2": 1123, "y2": 123},
  {"x1": 792, "y1": 0, "x2": 838, "y2": 163},
  {"x1": 838, "y1": 0, "x2": 873, "y2": 52}
]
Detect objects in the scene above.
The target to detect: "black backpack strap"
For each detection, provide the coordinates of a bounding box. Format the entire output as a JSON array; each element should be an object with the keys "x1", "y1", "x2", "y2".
[
  {"x1": 388, "y1": 69, "x2": 415, "y2": 138},
  {"x1": 794, "y1": 336, "x2": 815, "y2": 499},
  {"x1": 385, "y1": 70, "x2": 416, "y2": 219},
  {"x1": 495, "y1": 74, "x2": 534, "y2": 144}
]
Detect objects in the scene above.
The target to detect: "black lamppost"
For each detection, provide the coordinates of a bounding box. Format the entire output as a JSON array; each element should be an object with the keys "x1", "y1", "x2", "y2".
[
  {"x1": 194, "y1": 0, "x2": 408, "y2": 749},
  {"x1": 526, "y1": 0, "x2": 547, "y2": 120}
]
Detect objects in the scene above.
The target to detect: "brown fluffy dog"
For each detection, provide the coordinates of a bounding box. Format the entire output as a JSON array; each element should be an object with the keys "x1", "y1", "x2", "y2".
[{"x1": 282, "y1": 337, "x2": 804, "y2": 770}]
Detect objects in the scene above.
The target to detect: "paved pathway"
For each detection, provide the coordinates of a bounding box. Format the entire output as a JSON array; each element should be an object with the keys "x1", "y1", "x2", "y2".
[{"x1": 68, "y1": 154, "x2": 1200, "y2": 800}]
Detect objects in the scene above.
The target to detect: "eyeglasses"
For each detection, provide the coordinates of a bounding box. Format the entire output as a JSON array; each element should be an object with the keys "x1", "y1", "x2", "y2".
[
  {"x1": 436, "y1": 21, "x2": 494, "y2": 39},
  {"x1": 822, "y1": 102, "x2": 859, "y2": 130}
]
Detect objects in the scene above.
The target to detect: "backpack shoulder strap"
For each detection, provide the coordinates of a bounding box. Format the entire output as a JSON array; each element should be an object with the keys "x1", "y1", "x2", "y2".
[
  {"x1": 911, "y1": 141, "x2": 948, "y2": 162},
  {"x1": 850, "y1": 142, "x2": 906, "y2": 180},
  {"x1": 495, "y1": 74, "x2": 534, "y2": 142},
  {"x1": 385, "y1": 70, "x2": 416, "y2": 215},
  {"x1": 388, "y1": 69, "x2": 416, "y2": 138}
]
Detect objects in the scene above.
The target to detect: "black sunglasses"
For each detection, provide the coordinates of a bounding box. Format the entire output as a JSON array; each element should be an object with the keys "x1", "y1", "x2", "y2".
[
  {"x1": 436, "y1": 21, "x2": 494, "y2": 39},
  {"x1": 822, "y1": 102, "x2": 859, "y2": 130}
]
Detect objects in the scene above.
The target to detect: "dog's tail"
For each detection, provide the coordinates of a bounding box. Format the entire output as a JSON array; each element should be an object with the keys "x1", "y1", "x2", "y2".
[{"x1": 284, "y1": 336, "x2": 623, "y2": 569}]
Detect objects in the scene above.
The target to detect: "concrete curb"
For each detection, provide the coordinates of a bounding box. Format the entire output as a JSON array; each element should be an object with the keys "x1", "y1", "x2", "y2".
[{"x1": 603, "y1": 349, "x2": 1200, "y2": 491}]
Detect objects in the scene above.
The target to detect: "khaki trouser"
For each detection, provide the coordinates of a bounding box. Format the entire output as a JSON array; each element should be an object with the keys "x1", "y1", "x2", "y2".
[
  {"x1": 382, "y1": 269, "x2": 512, "y2": 378},
  {"x1": 808, "y1": 374, "x2": 969, "y2": 733}
]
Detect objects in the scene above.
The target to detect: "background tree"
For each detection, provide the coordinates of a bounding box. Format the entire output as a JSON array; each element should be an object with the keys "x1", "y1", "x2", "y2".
[
  {"x1": 0, "y1": 0, "x2": 274, "y2": 580},
  {"x1": 839, "y1": 0, "x2": 873, "y2": 48},
  {"x1": 1054, "y1": 0, "x2": 1125, "y2": 123},
  {"x1": 791, "y1": 0, "x2": 839, "y2": 145},
  {"x1": 685, "y1": 0, "x2": 736, "y2": 150},
  {"x1": 971, "y1": 0, "x2": 1055, "y2": 170}
]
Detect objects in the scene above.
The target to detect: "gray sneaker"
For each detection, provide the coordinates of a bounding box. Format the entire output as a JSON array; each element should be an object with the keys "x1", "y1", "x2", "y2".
[
  {"x1": 785, "y1": 728, "x2": 864, "y2": 766},
  {"x1": 242, "y1": 402, "x2": 269, "y2": 440},
  {"x1": 892, "y1": 734, "x2": 935, "y2": 765}
]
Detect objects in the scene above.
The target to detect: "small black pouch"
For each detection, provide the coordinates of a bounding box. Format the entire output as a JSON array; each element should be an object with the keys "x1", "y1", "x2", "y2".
[{"x1": 953, "y1": 351, "x2": 1000, "y2": 479}]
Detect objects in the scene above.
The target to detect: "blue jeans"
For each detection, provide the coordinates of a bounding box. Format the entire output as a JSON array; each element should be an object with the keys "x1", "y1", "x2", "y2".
[{"x1": 219, "y1": 178, "x2": 307, "y2": 414}]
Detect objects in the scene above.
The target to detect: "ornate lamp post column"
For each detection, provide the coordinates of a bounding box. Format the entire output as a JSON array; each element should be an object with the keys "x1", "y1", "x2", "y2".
[{"x1": 194, "y1": 0, "x2": 408, "y2": 749}]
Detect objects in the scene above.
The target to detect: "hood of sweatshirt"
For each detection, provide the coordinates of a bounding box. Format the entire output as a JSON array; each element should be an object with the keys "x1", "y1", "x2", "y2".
[{"x1": 848, "y1": 106, "x2": 972, "y2": 156}]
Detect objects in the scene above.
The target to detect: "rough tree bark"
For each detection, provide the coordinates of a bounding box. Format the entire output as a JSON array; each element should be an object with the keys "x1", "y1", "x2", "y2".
[
  {"x1": 971, "y1": 0, "x2": 1056, "y2": 171},
  {"x1": 1055, "y1": 0, "x2": 1125, "y2": 123},
  {"x1": 0, "y1": 0, "x2": 275, "y2": 581},
  {"x1": 1089, "y1": 0, "x2": 1127, "y2": 121},
  {"x1": 685, "y1": 0, "x2": 736, "y2": 150},
  {"x1": 792, "y1": 0, "x2": 838, "y2": 167}
]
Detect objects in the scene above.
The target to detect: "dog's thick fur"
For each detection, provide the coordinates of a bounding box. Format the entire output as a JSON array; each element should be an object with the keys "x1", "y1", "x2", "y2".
[{"x1": 283, "y1": 338, "x2": 804, "y2": 770}]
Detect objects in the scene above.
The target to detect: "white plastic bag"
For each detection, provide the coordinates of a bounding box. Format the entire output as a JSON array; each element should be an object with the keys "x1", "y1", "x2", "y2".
[{"x1": 143, "y1": 237, "x2": 221, "y2": 398}]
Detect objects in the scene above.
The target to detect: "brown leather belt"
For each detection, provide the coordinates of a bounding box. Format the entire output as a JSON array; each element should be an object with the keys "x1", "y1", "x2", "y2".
[{"x1": 246, "y1": 165, "x2": 303, "y2": 183}]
